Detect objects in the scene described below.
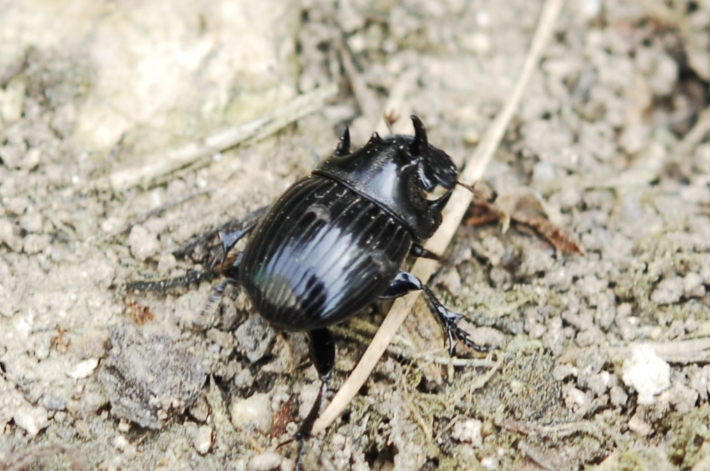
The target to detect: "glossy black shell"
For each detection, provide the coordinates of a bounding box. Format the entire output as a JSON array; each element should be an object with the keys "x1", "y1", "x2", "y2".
[
  {"x1": 240, "y1": 175, "x2": 412, "y2": 331},
  {"x1": 239, "y1": 118, "x2": 458, "y2": 332}
]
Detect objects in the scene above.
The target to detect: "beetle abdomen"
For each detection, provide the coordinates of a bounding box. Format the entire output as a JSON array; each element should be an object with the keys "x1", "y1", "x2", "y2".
[{"x1": 240, "y1": 175, "x2": 412, "y2": 331}]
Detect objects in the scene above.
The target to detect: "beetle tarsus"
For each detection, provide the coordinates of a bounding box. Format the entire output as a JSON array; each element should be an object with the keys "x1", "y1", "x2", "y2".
[
  {"x1": 421, "y1": 285, "x2": 490, "y2": 356},
  {"x1": 380, "y1": 271, "x2": 489, "y2": 355}
]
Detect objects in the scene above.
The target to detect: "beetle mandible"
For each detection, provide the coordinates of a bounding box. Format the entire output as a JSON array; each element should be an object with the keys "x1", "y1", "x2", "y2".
[{"x1": 209, "y1": 116, "x2": 488, "y2": 466}]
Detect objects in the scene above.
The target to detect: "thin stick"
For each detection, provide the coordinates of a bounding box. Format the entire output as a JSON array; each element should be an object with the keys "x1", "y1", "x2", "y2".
[
  {"x1": 108, "y1": 83, "x2": 338, "y2": 191},
  {"x1": 312, "y1": 0, "x2": 567, "y2": 435}
]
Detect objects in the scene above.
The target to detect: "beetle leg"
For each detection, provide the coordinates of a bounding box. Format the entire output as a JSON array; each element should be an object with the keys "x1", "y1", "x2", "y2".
[
  {"x1": 218, "y1": 224, "x2": 255, "y2": 254},
  {"x1": 280, "y1": 328, "x2": 335, "y2": 470},
  {"x1": 380, "y1": 271, "x2": 489, "y2": 356},
  {"x1": 409, "y1": 243, "x2": 441, "y2": 261},
  {"x1": 210, "y1": 223, "x2": 257, "y2": 269},
  {"x1": 201, "y1": 252, "x2": 243, "y2": 318}
]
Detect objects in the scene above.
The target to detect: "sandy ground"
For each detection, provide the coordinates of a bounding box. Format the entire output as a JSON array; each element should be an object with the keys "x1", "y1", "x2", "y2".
[{"x1": 1, "y1": 0, "x2": 709, "y2": 470}]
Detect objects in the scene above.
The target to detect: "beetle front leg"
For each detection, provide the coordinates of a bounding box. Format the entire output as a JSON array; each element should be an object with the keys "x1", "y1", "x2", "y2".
[
  {"x1": 281, "y1": 328, "x2": 335, "y2": 470},
  {"x1": 381, "y1": 271, "x2": 489, "y2": 356}
]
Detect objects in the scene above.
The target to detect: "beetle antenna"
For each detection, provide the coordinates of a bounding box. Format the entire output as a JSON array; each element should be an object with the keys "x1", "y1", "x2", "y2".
[
  {"x1": 383, "y1": 110, "x2": 399, "y2": 133},
  {"x1": 456, "y1": 181, "x2": 491, "y2": 200},
  {"x1": 410, "y1": 115, "x2": 428, "y2": 152},
  {"x1": 336, "y1": 126, "x2": 350, "y2": 156}
]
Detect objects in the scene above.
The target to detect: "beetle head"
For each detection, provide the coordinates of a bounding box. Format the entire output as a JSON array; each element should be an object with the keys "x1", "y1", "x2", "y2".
[
  {"x1": 409, "y1": 115, "x2": 457, "y2": 192},
  {"x1": 314, "y1": 116, "x2": 458, "y2": 239}
]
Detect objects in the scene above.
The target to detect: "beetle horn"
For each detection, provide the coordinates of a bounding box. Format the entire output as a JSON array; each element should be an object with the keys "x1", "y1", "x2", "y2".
[
  {"x1": 427, "y1": 189, "x2": 452, "y2": 212},
  {"x1": 336, "y1": 126, "x2": 350, "y2": 156},
  {"x1": 410, "y1": 115, "x2": 428, "y2": 152},
  {"x1": 368, "y1": 131, "x2": 384, "y2": 145}
]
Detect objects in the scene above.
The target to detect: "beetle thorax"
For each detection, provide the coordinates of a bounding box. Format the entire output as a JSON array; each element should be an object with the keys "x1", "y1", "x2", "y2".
[{"x1": 314, "y1": 125, "x2": 457, "y2": 240}]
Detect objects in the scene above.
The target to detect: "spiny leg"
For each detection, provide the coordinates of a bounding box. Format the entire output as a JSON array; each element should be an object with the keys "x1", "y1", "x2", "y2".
[
  {"x1": 126, "y1": 268, "x2": 219, "y2": 293},
  {"x1": 280, "y1": 328, "x2": 335, "y2": 470},
  {"x1": 380, "y1": 271, "x2": 489, "y2": 356},
  {"x1": 409, "y1": 243, "x2": 441, "y2": 261},
  {"x1": 172, "y1": 205, "x2": 268, "y2": 260},
  {"x1": 209, "y1": 223, "x2": 257, "y2": 269},
  {"x1": 201, "y1": 223, "x2": 254, "y2": 316},
  {"x1": 201, "y1": 252, "x2": 243, "y2": 318},
  {"x1": 127, "y1": 221, "x2": 257, "y2": 295}
]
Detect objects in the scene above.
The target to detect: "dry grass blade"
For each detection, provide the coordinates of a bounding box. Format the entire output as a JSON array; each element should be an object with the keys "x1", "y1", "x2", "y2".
[
  {"x1": 312, "y1": 0, "x2": 568, "y2": 435},
  {"x1": 651, "y1": 339, "x2": 710, "y2": 364}
]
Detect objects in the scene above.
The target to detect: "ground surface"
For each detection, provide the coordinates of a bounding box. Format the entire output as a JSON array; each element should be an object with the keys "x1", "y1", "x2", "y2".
[{"x1": 1, "y1": 0, "x2": 709, "y2": 470}]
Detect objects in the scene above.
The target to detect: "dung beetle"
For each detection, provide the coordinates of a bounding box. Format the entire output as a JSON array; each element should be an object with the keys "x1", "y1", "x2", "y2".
[{"x1": 209, "y1": 116, "x2": 487, "y2": 467}]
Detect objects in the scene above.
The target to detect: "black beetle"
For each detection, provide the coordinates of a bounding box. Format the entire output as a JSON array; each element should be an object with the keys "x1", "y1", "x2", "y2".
[{"x1": 209, "y1": 116, "x2": 487, "y2": 467}]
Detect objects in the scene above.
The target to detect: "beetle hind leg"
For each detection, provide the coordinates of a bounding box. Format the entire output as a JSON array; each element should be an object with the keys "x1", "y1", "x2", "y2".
[
  {"x1": 280, "y1": 328, "x2": 335, "y2": 470},
  {"x1": 381, "y1": 271, "x2": 490, "y2": 356}
]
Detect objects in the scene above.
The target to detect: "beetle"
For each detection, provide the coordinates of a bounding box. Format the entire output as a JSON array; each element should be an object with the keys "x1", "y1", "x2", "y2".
[{"x1": 208, "y1": 116, "x2": 487, "y2": 467}]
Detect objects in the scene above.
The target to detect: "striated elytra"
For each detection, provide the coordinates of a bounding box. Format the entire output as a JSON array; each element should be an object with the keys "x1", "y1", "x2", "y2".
[{"x1": 209, "y1": 116, "x2": 488, "y2": 469}]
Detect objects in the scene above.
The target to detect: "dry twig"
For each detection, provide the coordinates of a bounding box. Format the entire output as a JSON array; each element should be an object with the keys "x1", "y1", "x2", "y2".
[
  {"x1": 637, "y1": 339, "x2": 710, "y2": 364},
  {"x1": 107, "y1": 83, "x2": 338, "y2": 191}
]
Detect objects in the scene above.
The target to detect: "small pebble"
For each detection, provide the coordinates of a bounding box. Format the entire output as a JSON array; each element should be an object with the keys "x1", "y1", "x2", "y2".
[
  {"x1": 113, "y1": 435, "x2": 129, "y2": 450},
  {"x1": 451, "y1": 419, "x2": 483, "y2": 447},
  {"x1": 230, "y1": 392, "x2": 273, "y2": 433},
  {"x1": 481, "y1": 455, "x2": 498, "y2": 471},
  {"x1": 248, "y1": 451, "x2": 282, "y2": 471},
  {"x1": 0, "y1": 76, "x2": 25, "y2": 123},
  {"x1": 651, "y1": 277, "x2": 683, "y2": 305},
  {"x1": 42, "y1": 394, "x2": 67, "y2": 411},
  {"x1": 19, "y1": 211, "x2": 43, "y2": 233},
  {"x1": 193, "y1": 425, "x2": 213, "y2": 455},
  {"x1": 683, "y1": 272, "x2": 705, "y2": 298},
  {"x1": 67, "y1": 358, "x2": 99, "y2": 379},
  {"x1": 234, "y1": 368, "x2": 254, "y2": 390},
  {"x1": 622, "y1": 344, "x2": 670, "y2": 405},
  {"x1": 118, "y1": 420, "x2": 131, "y2": 433},
  {"x1": 188, "y1": 395, "x2": 210, "y2": 423},
  {"x1": 127, "y1": 225, "x2": 160, "y2": 261},
  {"x1": 610, "y1": 385, "x2": 628, "y2": 407},
  {"x1": 628, "y1": 414, "x2": 652, "y2": 436},
  {"x1": 565, "y1": 386, "x2": 591, "y2": 411},
  {"x1": 13, "y1": 404, "x2": 49, "y2": 437},
  {"x1": 0, "y1": 219, "x2": 23, "y2": 252},
  {"x1": 23, "y1": 234, "x2": 50, "y2": 254},
  {"x1": 667, "y1": 383, "x2": 699, "y2": 414},
  {"x1": 235, "y1": 316, "x2": 275, "y2": 363}
]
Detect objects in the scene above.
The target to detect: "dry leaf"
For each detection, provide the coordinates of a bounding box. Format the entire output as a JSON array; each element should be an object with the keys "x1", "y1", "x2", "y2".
[{"x1": 465, "y1": 187, "x2": 582, "y2": 254}]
